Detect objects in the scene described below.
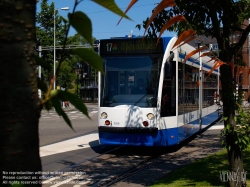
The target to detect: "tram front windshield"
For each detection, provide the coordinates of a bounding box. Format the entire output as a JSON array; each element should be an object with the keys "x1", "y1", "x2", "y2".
[{"x1": 101, "y1": 56, "x2": 161, "y2": 107}]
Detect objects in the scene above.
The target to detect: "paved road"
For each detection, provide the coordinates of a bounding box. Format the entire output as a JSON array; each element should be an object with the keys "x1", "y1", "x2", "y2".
[
  {"x1": 39, "y1": 103, "x2": 99, "y2": 146},
  {"x1": 39, "y1": 103, "x2": 119, "y2": 174}
]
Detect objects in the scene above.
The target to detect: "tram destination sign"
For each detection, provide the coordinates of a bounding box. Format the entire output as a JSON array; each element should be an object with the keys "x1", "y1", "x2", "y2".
[{"x1": 100, "y1": 38, "x2": 163, "y2": 56}]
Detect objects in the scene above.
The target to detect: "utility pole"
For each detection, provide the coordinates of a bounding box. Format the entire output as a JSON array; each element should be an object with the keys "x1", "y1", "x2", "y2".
[{"x1": 38, "y1": 46, "x2": 42, "y2": 98}]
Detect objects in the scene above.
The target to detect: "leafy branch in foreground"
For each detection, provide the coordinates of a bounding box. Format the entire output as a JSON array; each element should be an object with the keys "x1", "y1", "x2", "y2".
[
  {"x1": 37, "y1": 0, "x2": 130, "y2": 128},
  {"x1": 221, "y1": 102, "x2": 250, "y2": 152}
]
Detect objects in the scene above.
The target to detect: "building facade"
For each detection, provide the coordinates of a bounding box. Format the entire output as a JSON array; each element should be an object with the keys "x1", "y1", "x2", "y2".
[{"x1": 188, "y1": 20, "x2": 250, "y2": 101}]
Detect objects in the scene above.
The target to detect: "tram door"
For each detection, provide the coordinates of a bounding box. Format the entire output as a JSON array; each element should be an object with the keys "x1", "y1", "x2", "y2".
[{"x1": 160, "y1": 61, "x2": 176, "y2": 117}]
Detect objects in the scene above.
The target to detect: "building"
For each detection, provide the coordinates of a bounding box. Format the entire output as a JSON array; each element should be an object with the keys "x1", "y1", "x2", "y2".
[{"x1": 188, "y1": 20, "x2": 250, "y2": 101}]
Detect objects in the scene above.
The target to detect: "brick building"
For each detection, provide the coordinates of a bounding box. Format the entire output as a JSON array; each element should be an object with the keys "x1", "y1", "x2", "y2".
[{"x1": 188, "y1": 19, "x2": 250, "y2": 101}]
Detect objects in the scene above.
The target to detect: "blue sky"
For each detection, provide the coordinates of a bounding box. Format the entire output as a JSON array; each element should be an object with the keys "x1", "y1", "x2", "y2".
[{"x1": 36, "y1": 0, "x2": 175, "y2": 40}]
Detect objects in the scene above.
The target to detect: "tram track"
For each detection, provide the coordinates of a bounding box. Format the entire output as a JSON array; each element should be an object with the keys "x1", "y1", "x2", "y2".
[
  {"x1": 97, "y1": 154, "x2": 165, "y2": 187},
  {"x1": 97, "y1": 143, "x2": 219, "y2": 187},
  {"x1": 41, "y1": 130, "x2": 222, "y2": 187},
  {"x1": 41, "y1": 145, "x2": 126, "y2": 181},
  {"x1": 41, "y1": 145, "x2": 165, "y2": 186}
]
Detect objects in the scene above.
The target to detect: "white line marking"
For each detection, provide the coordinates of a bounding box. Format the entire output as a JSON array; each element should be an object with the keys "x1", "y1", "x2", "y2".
[
  {"x1": 40, "y1": 133, "x2": 99, "y2": 157},
  {"x1": 90, "y1": 111, "x2": 98, "y2": 113},
  {"x1": 42, "y1": 173, "x2": 68, "y2": 184},
  {"x1": 69, "y1": 111, "x2": 78, "y2": 114},
  {"x1": 42, "y1": 176, "x2": 60, "y2": 184},
  {"x1": 73, "y1": 179, "x2": 91, "y2": 185},
  {"x1": 50, "y1": 175, "x2": 81, "y2": 187},
  {"x1": 208, "y1": 125, "x2": 224, "y2": 130}
]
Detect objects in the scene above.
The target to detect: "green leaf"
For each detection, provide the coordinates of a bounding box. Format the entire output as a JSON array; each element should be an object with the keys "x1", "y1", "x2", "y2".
[
  {"x1": 60, "y1": 16, "x2": 68, "y2": 24},
  {"x1": 240, "y1": 111, "x2": 247, "y2": 118},
  {"x1": 92, "y1": 0, "x2": 130, "y2": 20},
  {"x1": 37, "y1": 77, "x2": 48, "y2": 92},
  {"x1": 70, "y1": 48, "x2": 104, "y2": 74},
  {"x1": 68, "y1": 12, "x2": 93, "y2": 45},
  {"x1": 50, "y1": 89, "x2": 59, "y2": 98},
  {"x1": 136, "y1": 24, "x2": 141, "y2": 31},
  {"x1": 50, "y1": 90, "x2": 90, "y2": 119},
  {"x1": 234, "y1": 116, "x2": 237, "y2": 121},
  {"x1": 35, "y1": 55, "x2": 51, "y2": 71},
  {"x1": 50, "y1": 96, "x2": 74, "y2": 130},
  {"x1": 60, "y1": 91, "x2": 90, "y2": 119},
  {"x1": 44, "y1": 99, "x2": 52, "y2": 111},
  {"x1": 242, "y1": 139, "x2": 246, "y2": 145}
]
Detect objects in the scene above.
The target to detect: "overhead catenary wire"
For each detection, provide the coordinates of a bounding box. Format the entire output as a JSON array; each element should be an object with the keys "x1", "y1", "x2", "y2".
[{"x1": 41, "y1": 44, "x2": 98, "y2": 50}]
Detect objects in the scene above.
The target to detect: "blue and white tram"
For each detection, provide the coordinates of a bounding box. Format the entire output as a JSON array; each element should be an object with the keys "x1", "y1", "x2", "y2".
[{"x1": 98, "y1": 37, "x2": 220, "y2": 146}]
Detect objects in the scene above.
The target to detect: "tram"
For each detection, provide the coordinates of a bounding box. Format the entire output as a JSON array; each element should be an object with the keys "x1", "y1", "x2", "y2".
[{"x1": 97, "y1": 36, "x2": 220, "y2": 146}]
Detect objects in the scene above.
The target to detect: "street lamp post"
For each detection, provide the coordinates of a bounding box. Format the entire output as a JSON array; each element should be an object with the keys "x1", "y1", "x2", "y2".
[
  {"x1": 74, "y1": 63, "x2": 82, "y2": 97},
  {"x1": 38, "y1": 45, "x2": 42, "y2": 98},
  {"x1": 54, "y1": 7, "x2": 69, "y2": 90},
  {"x1": 195, "y1": 41, "x2": 203, "y2": 130}
]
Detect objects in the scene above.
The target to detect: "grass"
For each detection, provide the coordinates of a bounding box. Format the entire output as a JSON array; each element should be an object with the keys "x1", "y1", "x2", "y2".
[{"x1": 151, "y1": 147, "x2": 250, "y2": 187}]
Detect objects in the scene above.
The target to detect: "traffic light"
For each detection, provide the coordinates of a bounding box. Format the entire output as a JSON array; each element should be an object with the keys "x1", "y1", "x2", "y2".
[{"x1": 94, "y1": 40, "x2": 99, "y2": 53}]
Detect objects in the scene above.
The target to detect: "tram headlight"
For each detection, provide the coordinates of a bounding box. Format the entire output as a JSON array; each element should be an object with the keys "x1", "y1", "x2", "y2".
[
  {"x1": 101, "y1": 112, "x2": 108, "y2": 119},
  {"x1": 146, "y1": 113, "x2": 155, "y2": 120}
]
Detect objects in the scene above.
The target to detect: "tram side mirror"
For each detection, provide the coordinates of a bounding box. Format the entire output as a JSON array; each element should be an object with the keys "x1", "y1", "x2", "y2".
[
  {"x1": 149, "y1": 97, "x2": 156, "y2": 106},
  {"x1": 168, "y1": 52, "x2": 174, "y2": 61},
  {"x1": 146, "y1": 97, "x2": 156, "y2": 106}
]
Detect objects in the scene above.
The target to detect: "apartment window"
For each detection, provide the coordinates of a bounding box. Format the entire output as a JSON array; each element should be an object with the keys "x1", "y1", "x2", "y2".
[{"x1": 213, "y1": 44, "x2": 218, "y2": 50}]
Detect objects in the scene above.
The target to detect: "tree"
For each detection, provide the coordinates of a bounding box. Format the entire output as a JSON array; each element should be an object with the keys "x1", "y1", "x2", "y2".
[
  {"x1": 137, "y1": 0, "x2": 250, "y2": 186},
  {"x1": 0, "y1": 0, "x2": 42, "y2": 183},
  {"x1": 67, "y1": 33, "x2": 97, "y2": 46},
  {"x1": 36, "y1": 0, "x2": 69, "y2": 85},
  {"x1": 0, "y1": 0, "x2": 129, "y2": 186},
  {"x1": 65, "y1": 34, "x2": 98, "y2": 94},
  {"x1": 56, "y1": 60, "x2": 76, "y2": 91},
  {"x1": 36, "y1": 0, "x2": 98, "y2": 93}
]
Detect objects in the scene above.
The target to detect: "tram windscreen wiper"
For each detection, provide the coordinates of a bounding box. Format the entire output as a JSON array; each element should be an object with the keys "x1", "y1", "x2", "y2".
[{"x1": 133, "y1": 94, "x2": 148, "y2": 106}]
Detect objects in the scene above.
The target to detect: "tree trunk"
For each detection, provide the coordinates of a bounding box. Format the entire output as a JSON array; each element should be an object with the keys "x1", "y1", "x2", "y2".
[
  {"x1": 220, "y1": 55, "x2": 245, "y2": 187},
  {"x1": 0, "y1": 0, "x2": 42, "y2": 186}
]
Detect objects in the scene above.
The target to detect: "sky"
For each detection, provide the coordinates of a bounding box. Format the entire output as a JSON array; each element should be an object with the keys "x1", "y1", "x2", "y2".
[{"x1": 36, "y1": 0, "x2": 176, "y2": 40}]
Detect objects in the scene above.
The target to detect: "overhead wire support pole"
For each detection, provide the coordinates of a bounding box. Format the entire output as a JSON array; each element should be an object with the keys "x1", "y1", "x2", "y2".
[
  {"x1": 38, "y1": 46, "x2": 42, "y2": 98},
  {"x1": 198, "y1": 43, "x2": 203, "y2": 130},
  {"x1": 53, "y1": 7, "x2": 69, "y2": 90},
  {"x1": 53, "y1": 8, "x2": 56, "y2": 90}
]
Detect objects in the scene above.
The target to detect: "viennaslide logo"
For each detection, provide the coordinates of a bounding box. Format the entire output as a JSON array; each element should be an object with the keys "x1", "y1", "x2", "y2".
[{"x1": 220, "y1": 168, "x2": 247, "y2": 185}]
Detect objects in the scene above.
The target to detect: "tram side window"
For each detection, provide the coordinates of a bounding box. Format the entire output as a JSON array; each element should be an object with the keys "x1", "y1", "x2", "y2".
[
  {"x1": 178, "y1": 63, "x2": 201, "y2": 113},
  {"x1": 102, "y1": 72, "x2": 119, "y2": 105}
]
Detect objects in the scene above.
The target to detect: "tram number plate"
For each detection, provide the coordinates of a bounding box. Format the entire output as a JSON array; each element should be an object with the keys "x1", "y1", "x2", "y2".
[{"x1": 114, "y1": 122, "x2": 120, "y2": 125}]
